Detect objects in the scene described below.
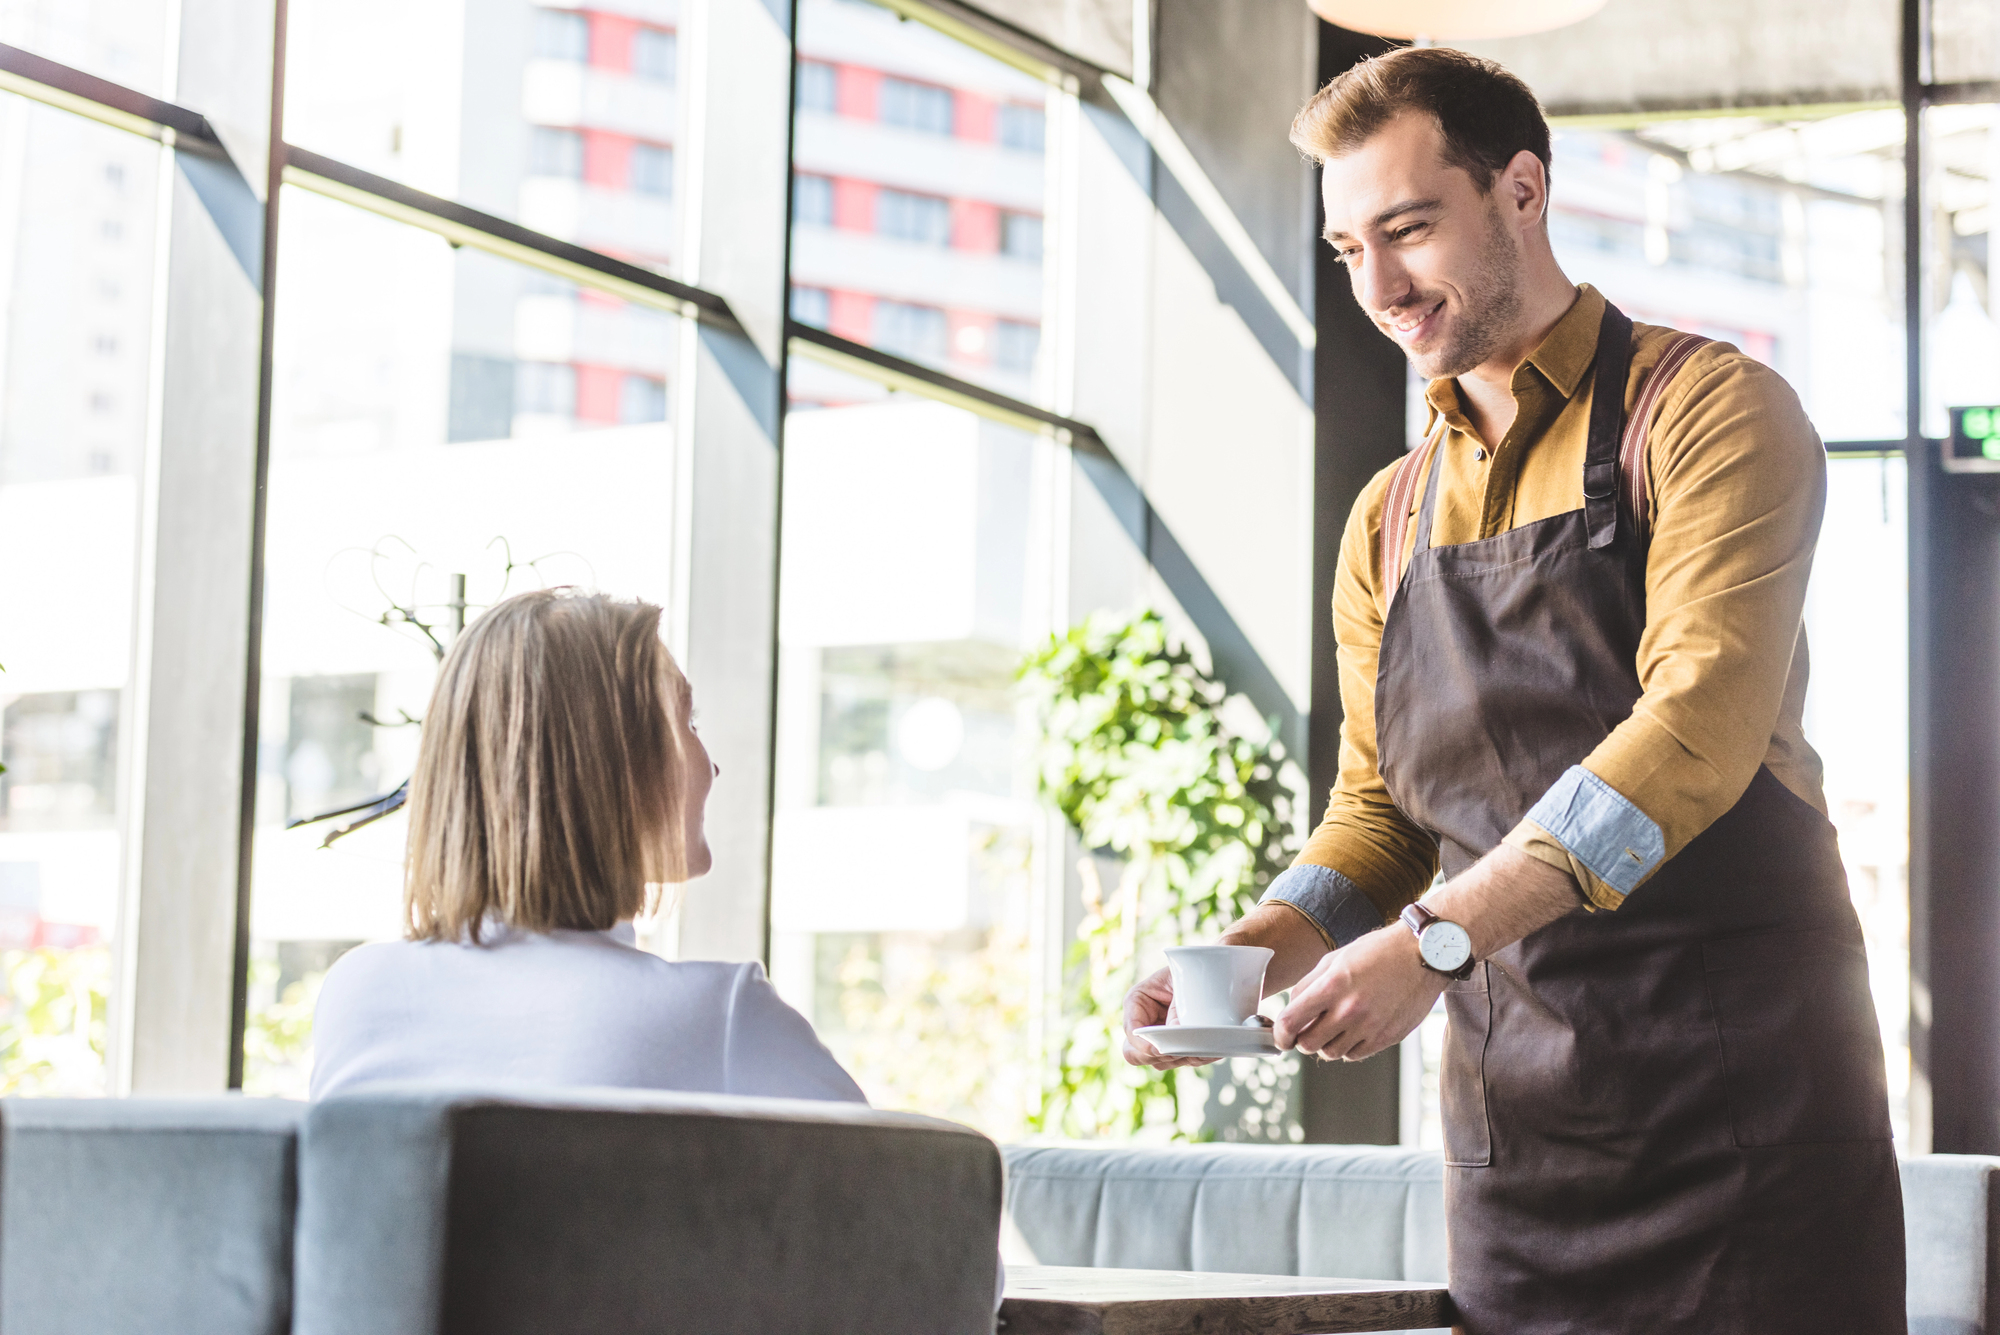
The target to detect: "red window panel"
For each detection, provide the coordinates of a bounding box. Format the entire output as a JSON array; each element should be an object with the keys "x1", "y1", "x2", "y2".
[
  {"x1": 575, "y1": 363, "x2": 624, "y2": 423},
  {"x1": 950, "y1": 199, "x2": 999, "y2": 252},
  {"x1": 954, "y1": 91, "x2": 996, "y2": 142},
  {"x1": 832, "y1": 178, "x2": 877, "y2": 232},
  {"x1": 827, "y1": 290, "x2": 874, "y2": 344},
  {"x1": 946, "y1": 310, "x2": 996, "y2": 364},
  {"x1": 583, "y1": 130, "x2": 633, "y2": 188},
  {"x1": 836, "y1": 65, "x2": 880, "y2": 119},
  {"x1": 589, "y1": 11, "x2": 639, "y2": 70}
]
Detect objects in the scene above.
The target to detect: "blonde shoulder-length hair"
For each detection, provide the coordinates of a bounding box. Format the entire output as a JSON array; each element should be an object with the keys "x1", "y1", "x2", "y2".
[{"x1": 404, "y1": 588, "x2": 694, "y2": 942}]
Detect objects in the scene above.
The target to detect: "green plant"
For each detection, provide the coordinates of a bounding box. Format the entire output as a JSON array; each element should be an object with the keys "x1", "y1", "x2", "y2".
[
  {"x1": 242, "y1": 960, "x2": 326, "y2": 1098},
  {"x1": 0, "y1": 945, "x2": 110, "y2": 1094},
  {"x1": 1020, "y1": 610, "x2": 1298, "y2": 1139}
]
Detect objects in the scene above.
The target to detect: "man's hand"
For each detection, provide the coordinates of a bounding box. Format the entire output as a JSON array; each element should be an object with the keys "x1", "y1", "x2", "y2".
[
  {"x1": 1120, "y1": 900, "x2": 1333, "y2": 1070},
  {"x1": 1271, "y1": 844, "x2": 1583, "y2": 1062},
  {"x1": 1121, "y1": 967, "x2": 1219, "y2": 1070},
  {"x1": 1275, "y1": 926, "x2": 1443, "y2": 1061}
]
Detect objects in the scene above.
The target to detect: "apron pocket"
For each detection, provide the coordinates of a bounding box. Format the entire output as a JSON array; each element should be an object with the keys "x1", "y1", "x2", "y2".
[
  {"x1": 1441, "y1": 963, "x2": 1492, "y2": 1168},
  {"x1": 1702, "y1": 929, "x2": 1890, "y2": 1148}
]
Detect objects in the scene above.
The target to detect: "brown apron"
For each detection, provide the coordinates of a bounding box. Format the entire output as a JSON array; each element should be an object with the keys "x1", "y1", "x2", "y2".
[{"x1": 1374, "y1": 303, "x2": 1906, "y2": 1333}]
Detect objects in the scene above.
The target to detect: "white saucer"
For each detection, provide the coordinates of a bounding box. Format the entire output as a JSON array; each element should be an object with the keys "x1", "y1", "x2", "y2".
[{"x1": 1136, "y1": 1024, "x2": 1281, "y2": 1059}]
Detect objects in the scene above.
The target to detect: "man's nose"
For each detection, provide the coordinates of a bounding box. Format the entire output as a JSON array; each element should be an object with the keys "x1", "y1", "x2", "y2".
[{"x1": 1353, "y1": 248, "x2": 1413, "y2": 319}]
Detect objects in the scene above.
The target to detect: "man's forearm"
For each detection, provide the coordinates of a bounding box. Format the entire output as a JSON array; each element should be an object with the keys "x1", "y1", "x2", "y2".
[
  {"x1": 1220, "y1": 901, "x2": 1335, "y2": 994},
  {"x1": 1424, "y1": 843, "x2": 1583, "y2": 959}
]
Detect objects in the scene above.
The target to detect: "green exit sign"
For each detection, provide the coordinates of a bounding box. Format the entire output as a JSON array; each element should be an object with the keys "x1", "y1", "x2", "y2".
[{"x1": 1951, "y1": 406, "x2": 2000, "y2": 466}]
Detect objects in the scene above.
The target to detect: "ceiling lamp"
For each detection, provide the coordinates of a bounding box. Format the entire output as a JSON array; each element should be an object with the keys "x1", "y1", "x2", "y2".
[{"x1": 1305, "y1": 0, "x2": 1607, "y2": 40}]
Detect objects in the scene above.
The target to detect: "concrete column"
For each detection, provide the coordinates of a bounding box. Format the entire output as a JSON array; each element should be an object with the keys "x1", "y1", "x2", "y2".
[
  {"x1": 667, "y1": 0, "x2": 794, "y2": 963},
  {"x1": 118, "y1": 0, "x2": 279, "y2": 1092}
]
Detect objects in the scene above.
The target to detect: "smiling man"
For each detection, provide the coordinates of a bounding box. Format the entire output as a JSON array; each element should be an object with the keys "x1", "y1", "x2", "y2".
[{"x1": 1121, "y1": 47, "x2": 1905, "y2": 1334}]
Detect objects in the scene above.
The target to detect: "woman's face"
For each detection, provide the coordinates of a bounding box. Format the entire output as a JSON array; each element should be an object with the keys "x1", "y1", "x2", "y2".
[{"x1": 670, "y1": 676, "x2": 717, "y2": 880}]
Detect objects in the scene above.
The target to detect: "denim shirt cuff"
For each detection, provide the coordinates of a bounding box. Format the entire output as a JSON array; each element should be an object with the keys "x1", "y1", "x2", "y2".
[
  {"x1": 1260, "y1": 864, "x2": 1385, "y2": 947},
  {"x1": 1522, "y1": 764, "x2": 1665, "y2": 896}
]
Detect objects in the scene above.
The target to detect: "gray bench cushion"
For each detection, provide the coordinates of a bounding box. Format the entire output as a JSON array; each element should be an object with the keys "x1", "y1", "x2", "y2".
[
  {"x1": 1905, "y1": 1154, "x2": 2000, "y2": 1334},
  {"x1": 295, "y1": 1083, "x2": 1002, "y2": 1335},
  {"x1": 1004, "y1": 1143, "x2": 1447, "y2": 1281},
  {"x1": 0, "y1": 1097, "x2": 304, "y2": 1335},
  {"x1": 1008, "y1": 1143, "x2": 2000, "y2": 1334}
]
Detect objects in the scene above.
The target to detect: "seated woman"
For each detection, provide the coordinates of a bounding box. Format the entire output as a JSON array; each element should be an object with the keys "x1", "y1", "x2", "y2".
[{"x1": 309, "y1": 587, "x2": 863, "y2": 1105}]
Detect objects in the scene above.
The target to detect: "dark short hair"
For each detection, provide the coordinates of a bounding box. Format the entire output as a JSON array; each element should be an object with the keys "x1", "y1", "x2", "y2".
[{"x1": 1290, "y1": 47, "x2": 1550, "y2": 192}]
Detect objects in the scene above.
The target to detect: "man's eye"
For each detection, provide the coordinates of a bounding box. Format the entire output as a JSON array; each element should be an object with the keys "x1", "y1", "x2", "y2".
[
  {"x1": 1393, "y1": 223, "x2": 1426, "y2": 241},
  {"x1": 1336, "y1": 247, "x2": 1362, "y2": 265}
]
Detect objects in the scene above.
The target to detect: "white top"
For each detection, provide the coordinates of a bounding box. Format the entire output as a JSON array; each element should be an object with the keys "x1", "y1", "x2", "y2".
[{"x1": 309, "y1": 922, "x2": 865, "y2": 1105}]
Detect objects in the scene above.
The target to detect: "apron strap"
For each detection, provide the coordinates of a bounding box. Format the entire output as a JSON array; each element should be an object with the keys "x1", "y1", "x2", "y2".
[
  {"x1": 1584, "y1": 303, "x2": 1635, "y2": 550},
  {"x1": 1618, "y1": 330, "x2": 1711, "y2": 542},
  {"x1": 1380, "y1": 418, "x2": 1446, "y2": 612}
]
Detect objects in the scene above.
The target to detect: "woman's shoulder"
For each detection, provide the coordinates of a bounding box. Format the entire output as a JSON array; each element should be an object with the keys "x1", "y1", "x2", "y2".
[{"x1": 316, "y1": 938, "x2": 417, "y2": 992}]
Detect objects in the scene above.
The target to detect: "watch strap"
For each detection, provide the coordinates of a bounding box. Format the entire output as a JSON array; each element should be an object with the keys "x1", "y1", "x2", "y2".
[{"x1": 1400, "y1": 902, "x2": 1440, "y2": 935}]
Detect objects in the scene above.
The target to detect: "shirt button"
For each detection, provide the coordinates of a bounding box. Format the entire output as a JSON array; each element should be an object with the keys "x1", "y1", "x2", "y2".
[{"x1": 1474, "y1": 446, "x2": 1489, "y2": 462}]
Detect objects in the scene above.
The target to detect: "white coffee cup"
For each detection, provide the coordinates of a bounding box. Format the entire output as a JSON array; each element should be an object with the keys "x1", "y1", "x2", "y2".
[{"x1": 1165, "y1": 944, "x2": 1273, "y2": 1027}]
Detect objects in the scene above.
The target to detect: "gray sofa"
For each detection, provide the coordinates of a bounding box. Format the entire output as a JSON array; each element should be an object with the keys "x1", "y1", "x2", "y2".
[
  {"x1": 1003, "y1": 1142, "x2": 2000, "y2": 1335},
  {"x1": 1, "y1": 1087, "x2": 1001, "y2": 1335}
]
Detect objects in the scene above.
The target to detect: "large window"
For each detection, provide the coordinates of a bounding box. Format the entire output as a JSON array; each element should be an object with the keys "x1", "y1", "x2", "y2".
[
  {"x1": 1922, "y1": 104, "x2": 1997, "y2": 437},
  {"x1": 0, "y1": 95, "x2": 159, "y2": 1094},
  {"x1": 769, "y1": 400, "x2": 1057, "y2": 1140},
  {"x1": 1806, "y1": 454, "x2": 1911, "y2": 1141},
  {"x1": 0, "y1": 0, "x2": 173, "y2": 96},
  {"x1": 788, "y1": 0, "x2": 1049, "y2": 401},
  {"x1": 285, "y1": 0, "x2": 687, "y2": 277}
]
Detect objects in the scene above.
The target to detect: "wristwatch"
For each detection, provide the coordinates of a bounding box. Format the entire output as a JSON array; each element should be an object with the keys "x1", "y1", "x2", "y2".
[{"x1": 1400, "y1": 903, "x2": 1476, "y2": 980}]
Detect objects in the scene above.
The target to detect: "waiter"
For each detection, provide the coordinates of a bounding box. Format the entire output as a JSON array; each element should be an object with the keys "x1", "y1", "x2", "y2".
[{"x1": 1122, "y1": 46, "x2": 1905, "y2": 1334}]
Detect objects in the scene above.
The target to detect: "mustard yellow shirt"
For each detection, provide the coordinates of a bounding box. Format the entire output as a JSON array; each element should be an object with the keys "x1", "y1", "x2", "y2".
[{"x1": 1272, "y1": 284, "x2": 1828, "y2": 937}]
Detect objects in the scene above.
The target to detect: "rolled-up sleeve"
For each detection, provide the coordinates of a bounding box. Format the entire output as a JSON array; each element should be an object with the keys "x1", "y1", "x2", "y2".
[
  {"x1": 1268, "y1": 462, "x2": 1441, "y2": 941},
  {"x1": 1502, "y1": 348, "x2": 1826, "y2": 909}
]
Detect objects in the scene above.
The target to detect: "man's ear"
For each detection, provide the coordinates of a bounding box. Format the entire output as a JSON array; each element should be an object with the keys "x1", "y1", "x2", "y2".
[{"x1": 1498, "y1": 149, "x2": 1548, "y2": 226}]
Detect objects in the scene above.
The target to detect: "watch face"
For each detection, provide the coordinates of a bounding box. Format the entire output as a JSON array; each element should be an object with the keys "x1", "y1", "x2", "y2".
[{"x1": 1419, "y1": 921, "x2": 1473, "y2": 973}]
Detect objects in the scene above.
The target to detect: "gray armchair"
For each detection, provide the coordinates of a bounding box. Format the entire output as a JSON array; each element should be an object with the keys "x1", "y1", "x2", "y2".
[{"x1": 293, "y1": 1083, "x2": 1002, "y2": 1335}]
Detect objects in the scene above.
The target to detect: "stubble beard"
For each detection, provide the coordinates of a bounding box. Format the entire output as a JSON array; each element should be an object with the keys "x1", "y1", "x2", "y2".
[{"x1": 1401, "y1": 199, "x2": 1523, "y2": 381}]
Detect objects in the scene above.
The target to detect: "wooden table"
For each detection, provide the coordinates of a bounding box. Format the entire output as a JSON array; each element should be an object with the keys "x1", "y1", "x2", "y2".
[{"x1": 999, "y1": 1264, "x2": 1454, "y2": 1335}]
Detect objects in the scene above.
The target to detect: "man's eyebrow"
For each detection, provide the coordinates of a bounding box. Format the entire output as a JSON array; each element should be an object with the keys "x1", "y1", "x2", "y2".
[{"x1": 1323, "y1": 197, "x2": 1443, "y2": 244}]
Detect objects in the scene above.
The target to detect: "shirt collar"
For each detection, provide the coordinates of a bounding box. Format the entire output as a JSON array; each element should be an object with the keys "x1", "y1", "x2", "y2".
[
  {"x1": 1421, "y1": 283, "x2": 1602, "y2": 431},
  {"x1": 1522, "y1": 283, "x2": 1603, "y2": 399}
]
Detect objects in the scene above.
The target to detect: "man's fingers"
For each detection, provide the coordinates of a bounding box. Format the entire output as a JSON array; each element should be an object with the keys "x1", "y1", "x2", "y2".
[
  {"x1": 1121, "y1": 1033, "x2": 1215, "y2": 1071},
  {"x1": 1289, "y1": 1007, "x2": 1352, "y2": 1058},
  {"x1": 1275, "y1": 974, "x2": 1342, "y2": 1048}
]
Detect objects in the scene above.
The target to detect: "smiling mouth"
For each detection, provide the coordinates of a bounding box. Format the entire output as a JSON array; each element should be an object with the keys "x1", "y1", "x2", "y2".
[{"x1": 1382, "y1": 299, "x2": 1445, "y2": 345}]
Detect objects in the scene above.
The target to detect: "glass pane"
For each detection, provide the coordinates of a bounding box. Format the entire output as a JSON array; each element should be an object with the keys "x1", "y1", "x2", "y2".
[
  {"x1": 789, "y1": 0, "x2": 1050, "y2": 403},
  {"x1": 242, "y1": 186, "x2": 679, "y2": 1096},
  {"x1": 1803, "y1": 455, "x2": 1910, "y2": 1145},
  {"x1": 768, "y1": 398, "x2": 1055, "y2": 1139},
  {"x1": 1922, "y1": 104, "x2": 1997, "y2": 440},
  {"x1": 1932, "y1": 0, "x2": 2000, "y2": 84},
  {"x1": 1549, "y1": 109, "x2": 1907, "y2": 442},
  {"x1": 0, "y1": 95, "x2": 160, "y2": 1094},
  {"x1": 284, "y1": 0, "x2": 686, "y2": 277},
  {"x1": 0, "y1": 0, "x2": 175, "y2": 98}
]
